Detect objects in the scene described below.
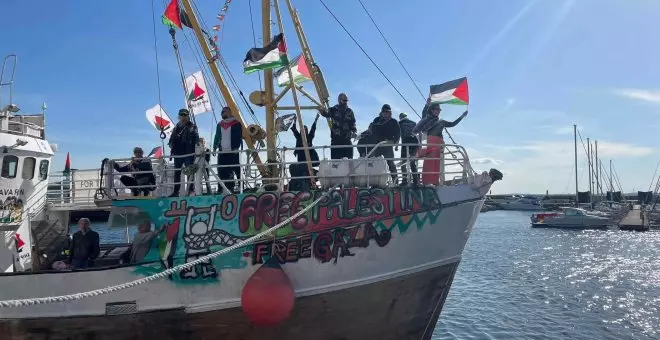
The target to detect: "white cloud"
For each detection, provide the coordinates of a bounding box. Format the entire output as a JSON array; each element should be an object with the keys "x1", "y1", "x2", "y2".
[
  {"x1": 472, "y1": 158, "x2": 504, "y2": 165},
  {"x1": 613, "y1": 89, "x2": 660, "y2": 103}
]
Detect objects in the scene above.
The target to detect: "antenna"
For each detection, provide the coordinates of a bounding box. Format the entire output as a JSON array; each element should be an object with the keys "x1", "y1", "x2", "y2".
[{"x1": 0, "y1": 55, "x2": 18, "y2": 108}]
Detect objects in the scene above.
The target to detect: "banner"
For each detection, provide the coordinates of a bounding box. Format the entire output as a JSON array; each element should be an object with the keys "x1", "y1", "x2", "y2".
[
  {"x1": 145, "y1": 104, "x2": 173, "y2": 139},
  {"x1": 184, "y1": 71, "x2": 213, "y2": 115}
]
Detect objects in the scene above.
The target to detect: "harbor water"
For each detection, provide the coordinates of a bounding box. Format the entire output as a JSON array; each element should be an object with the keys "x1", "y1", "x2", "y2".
[{"x1": 84, "y1": 210, "x2": 660, "y2": 340}]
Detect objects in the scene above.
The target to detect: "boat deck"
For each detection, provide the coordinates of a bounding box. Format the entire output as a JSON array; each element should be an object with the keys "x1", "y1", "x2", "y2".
[{"x1": 619, "y1": 206, "x2": 649, "y2": 231}]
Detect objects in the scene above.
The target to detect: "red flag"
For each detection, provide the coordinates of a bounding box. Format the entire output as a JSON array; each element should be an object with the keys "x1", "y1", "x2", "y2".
[
  {"x1": 148, "y1": 146, "x2": 163, "y2": 158},
  {"x1": 64, "y1": 152, "x2": 71, "y2": 174},
  {"x1": 162, "y1": 0, "x2": 183, "y2": 29}
]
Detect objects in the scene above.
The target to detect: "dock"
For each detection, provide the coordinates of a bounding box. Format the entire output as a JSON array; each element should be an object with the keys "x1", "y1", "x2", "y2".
[{"x1": 619, "y1": 205, "x2": 649, "y2": 231}]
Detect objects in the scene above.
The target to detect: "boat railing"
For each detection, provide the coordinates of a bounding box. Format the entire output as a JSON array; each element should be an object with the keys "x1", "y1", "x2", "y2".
[
  {"x1": 93, "y1": 142, "x2": 480, "y2": 200},
  {"x1": 46, "y1": 170, "x2": 103, "y2": 210},
  {"x1": 0, "y1": 114, "x2": 45, "y2": 139}
]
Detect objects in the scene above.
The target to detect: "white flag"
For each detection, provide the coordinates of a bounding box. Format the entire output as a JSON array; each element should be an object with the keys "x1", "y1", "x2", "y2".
[
  {"x1": 145, "y1": 104, "x2": 173, "y2": 138},
  {"x1": 184, "y1": 71, "x2": 213, "y2": 115}
]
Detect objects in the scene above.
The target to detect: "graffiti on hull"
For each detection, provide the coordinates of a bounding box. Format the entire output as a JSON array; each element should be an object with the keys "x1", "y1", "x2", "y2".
[{"x1": 113, "y1": 187, "x2": 442, "y2": 283}]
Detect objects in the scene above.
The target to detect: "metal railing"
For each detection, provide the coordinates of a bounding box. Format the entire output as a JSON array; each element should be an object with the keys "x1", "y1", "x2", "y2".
[
  {"x1": 94, "y1": 142, "x2": 477, "y2": 200},
  {"x1": 1, "y1": 114, "x2": 44, "y2": 139},
  {"x1": 47, "y1": 170, "x2": 104, "y2": 210}
]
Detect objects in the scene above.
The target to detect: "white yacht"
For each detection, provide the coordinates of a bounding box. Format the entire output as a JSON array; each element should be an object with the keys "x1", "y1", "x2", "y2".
[
  {"x1": 499, "y1": 196, "x2": 544, "y2": 211},
  {"x1": 531, "y1": 207, "x2": 611, "y2": 229}
]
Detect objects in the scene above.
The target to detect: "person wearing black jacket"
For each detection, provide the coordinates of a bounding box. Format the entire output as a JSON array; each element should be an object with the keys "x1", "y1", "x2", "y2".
[
  {"x1": 370, "y1": 104, "x2": 400, "y2": 183},
  {"x1": 398, "y1": 113, "x2": 419, "y2": 184},
  {"x1": 319, "y1": 93, "x2": 357, "y2": 160},
  {"x1": 113, "y1": 147, "x2": 155, "y2": 196},
  {"x1": 213, "y1": 106, "x2": 243, "y2": 193},
  {"x1": 69, "y1": 218, "x2": 100, "y2": 269},
  {"x1": 291, "y1": 113, "x2": 320, "y2": 167},
  {"x1": 169, "y1": 108, "x2": 199, "y2": 197}
]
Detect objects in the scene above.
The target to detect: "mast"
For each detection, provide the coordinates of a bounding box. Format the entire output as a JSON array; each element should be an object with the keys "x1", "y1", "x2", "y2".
[
  {"x1": 179, "y1": 0, "x2": 267, "y2": 177},
  {"x1": 587, "y1": 138, "x2": 592, "y2": 206},
  {"x1": 573, "y1": 124, "x2": 578, "y2": 207},
  {"x1": 595, "y1": 140, "x2": 599, "y2": 200},
  {"x1": 261, "y1": 0, "x2": 279, "y2": 179},
  {"x1": 609, "y1": 159, "x2": 613, "y2": 195}
]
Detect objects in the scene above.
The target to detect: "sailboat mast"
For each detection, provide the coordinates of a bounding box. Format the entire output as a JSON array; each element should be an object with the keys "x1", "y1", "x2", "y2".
[
  {"x1": 609, "y1": 159, "x2": 613, "y2": 194},
  {"x1": 261, "y1": 0, "x2": 279, "y2": 178},
  {"x1": 180, "y1": 0, "x2": 267, "y2": 176},
  {"x1": 587, "y1": 138, "x2": 592, "y2": 206},
  {"x1": 595, "y1": 140, "x2": 600, "y2": 200},
  {"x1": 573, "y1": 124, "x2": 578, "y2": 207}
]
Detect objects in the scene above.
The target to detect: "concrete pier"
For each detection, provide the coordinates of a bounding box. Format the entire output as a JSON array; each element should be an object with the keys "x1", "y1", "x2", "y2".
[{"x1": 619, "y1": 205, "x2": 649, "y2": 231}]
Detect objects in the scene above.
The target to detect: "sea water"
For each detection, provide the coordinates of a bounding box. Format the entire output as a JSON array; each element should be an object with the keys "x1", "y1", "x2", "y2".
[{"x1": 83, "y1": 210, "x2": 660, "y2": 339}]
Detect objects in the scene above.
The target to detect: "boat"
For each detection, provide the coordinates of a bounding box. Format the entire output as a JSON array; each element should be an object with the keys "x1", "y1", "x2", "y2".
[
  {"x1": 530, "y1": 207, "x2": 611, "y2": 229},
  {"x1": 498, "y1": 195, "x2": 544, "y2": 211},
  {"x1": 0, "y1": 1, "x2": 502, "y2": 339}
]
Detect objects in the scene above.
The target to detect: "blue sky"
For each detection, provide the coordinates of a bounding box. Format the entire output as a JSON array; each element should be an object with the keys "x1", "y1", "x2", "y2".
[{"x1": 2, "y1": 0, "x2": 660, "y2": 194}]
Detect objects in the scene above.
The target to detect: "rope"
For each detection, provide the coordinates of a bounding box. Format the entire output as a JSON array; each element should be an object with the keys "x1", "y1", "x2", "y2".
[
  {"x1": 317, "y1": 0, "x2": 419, "y2": 117},
  {"x1": 356, "y1": 0, "x2": 425, "y2": 101},
  {"x1": 0, "y1": 186, "x2": 335, "y2": 308},
  {"x1": 169, "y1": 27, "x2": 196, "y2": 125}
]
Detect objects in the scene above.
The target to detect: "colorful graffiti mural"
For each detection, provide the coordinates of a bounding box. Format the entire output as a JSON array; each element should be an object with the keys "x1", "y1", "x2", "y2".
[{"x1": 114, "y1": 187, "x2": 442, "y2": 283}]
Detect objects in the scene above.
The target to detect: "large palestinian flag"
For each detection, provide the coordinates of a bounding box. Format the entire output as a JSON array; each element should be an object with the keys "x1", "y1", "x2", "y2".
[
  {"x1": 275, "y1": 54, "x2": 312, "y2": 87},
  {"x1": 243, "y1": 33, "x2": 288, "y2": 74},
  {"x1": 430, "y1": 77, "x2": 469, "y2": 105}
]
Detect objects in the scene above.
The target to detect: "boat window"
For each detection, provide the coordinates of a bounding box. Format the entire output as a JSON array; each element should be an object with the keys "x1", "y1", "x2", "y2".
[
  {"x1": 38, "y1": 160, "x2": 49, "y2": 180},
  {"x1": 1, "y1": 155, "x2": 18, "y2": 178},
  {"x1": 22, "y1": 157, "x2": 36, "y2": 180}
]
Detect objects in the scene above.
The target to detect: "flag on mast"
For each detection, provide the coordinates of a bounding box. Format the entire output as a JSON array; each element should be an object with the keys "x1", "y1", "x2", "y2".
[
  {"x1": 63, "y1": 152, "x2": 71, "y2": 175},
  {"x1": 430, "y1": 77, "x2": 469, "y2": 105},
  {"x1": 184, "y1": 71, "x2": 213, "y2": 115},
  {"x1": 145, "y1": 104, "x2": 174, "y2": 138},
  {"x1": 162, "y1": 0, "x2": 192, "y2": 29},
  {"x1": 243, "y1": 33, "x2": 288, "y2": 74},
  {"x1": 275, "y1": 54, "x2": 312, "y2": 87},
  {"x1": 148, "y1": 146, "x2": 164, "y2": 158}
]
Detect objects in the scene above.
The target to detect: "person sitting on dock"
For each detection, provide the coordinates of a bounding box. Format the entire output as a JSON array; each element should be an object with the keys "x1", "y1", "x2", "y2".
[
  {"x1": 319, "y1": 93, "x2": 357, "y2": 160},
  {"x1": 113, "y1": 147, "x2": 155, "y2": 196},
  {"x1": 169, "y1": 108, "x2": 199, "y2": 197},
  {"x1": 290, "y1": 113, "x2": 320, "y2": 167},
  {"x1": 68, "y1": 218, "x2": 100, "y2": 270},
  {"x1": 412, "y1": 100, "x2": 467, "y2": 185},
  {"x1": 370, "y1": 104, "x2": 400, "y2": 183},
  {"x1": 128, "y1": 220, "x2": 167, "y2": 264},
  {"x1": 398, "y1": 112, "x2": 420, "y2": 185},
  {"x1": 213, "y1": 106, "x2": 243, "y2": 193}
]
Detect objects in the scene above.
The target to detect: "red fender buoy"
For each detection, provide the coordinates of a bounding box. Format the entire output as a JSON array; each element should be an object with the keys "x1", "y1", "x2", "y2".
[{"x1": 241, "y1": 256, "x2": 295, "y2": 326}]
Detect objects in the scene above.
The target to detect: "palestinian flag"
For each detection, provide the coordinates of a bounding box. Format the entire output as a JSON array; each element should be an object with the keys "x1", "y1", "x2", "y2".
[
  {"x1": 162, "y1": 0, "x2": 192, "y2": 29},
  {"x1": 275, "y1": 54, "x2": 312, "y2": 87},
  {"x1": 148, "y1": 146, "x2": 163, "y2": 158},
  {"x1": 430, "y1": 77, "x2": 469, "y2": 105},
  {"x1": 243, "y1": 33, "x2": 288, "y2": 74},
  {"x1": 64, "y1": 152, "x2": 71, "y2": 175}
]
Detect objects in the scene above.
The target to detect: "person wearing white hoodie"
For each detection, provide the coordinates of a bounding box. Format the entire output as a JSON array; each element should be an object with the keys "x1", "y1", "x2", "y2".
[{"x1": 213, "y1": 107, "x2": 243, "y2": 193}]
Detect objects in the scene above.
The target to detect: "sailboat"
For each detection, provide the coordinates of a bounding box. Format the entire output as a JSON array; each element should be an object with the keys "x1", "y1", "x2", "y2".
[{"x1": 0, "y1": 1, "x2": 502, "y2": 339}]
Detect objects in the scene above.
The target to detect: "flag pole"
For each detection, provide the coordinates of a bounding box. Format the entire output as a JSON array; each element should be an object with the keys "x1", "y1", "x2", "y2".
[
  {"x1": 273, "y1": 0, "x2": 315, "y2": 184},
  {"x1": 179, "y1": 0, "x2": 267, "y2": 177},
  {"x1": 260, "y1": 0, "x2": 280, "y2": 179}
]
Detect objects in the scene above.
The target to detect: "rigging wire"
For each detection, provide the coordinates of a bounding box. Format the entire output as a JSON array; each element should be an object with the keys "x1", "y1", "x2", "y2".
[
  {"x1": 317, "y1": 0, "x2": 420, "y2": 117},
  {"x1": 648, "y1": 158, "x2": 660, "y2": 191},
  {"x1": 248, "y1": 0, "x2": 264, "y2": 91},
  {"x1": 150, "y1": 0, "x2": 167, "y2": 143},
  {"x1": 356, "y1": 0, "x2": 425, "y2": 100}
]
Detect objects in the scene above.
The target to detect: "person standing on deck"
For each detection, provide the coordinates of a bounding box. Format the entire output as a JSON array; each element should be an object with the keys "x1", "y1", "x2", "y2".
[
  {"x1": 213, "y1": 106, "x2": 243, "y2": 193},
  {"x1": 113, "y1": 147, "x2": 155, "y2": 196},
  {"x1": 370, "y1": 104, "x2": 400, "y2": 183},
  {"x1": 319, "y1": 93, "x2": 357, "y2": 160},
  {"x1": 68, "y1": 218, "x2": 100, "y2": 269},
  {"x1": 291, "y1": 113, "x2": 320, "y2": 167},
  {"x1": 168, "y1": 109, "x2": 199, "y2": 197},
  {"x1": 412, "y1": 102, "x2": 468, "y2": 186},
  {"x1": 398, "y1": 113, "x2": 419, "y2": 185}
]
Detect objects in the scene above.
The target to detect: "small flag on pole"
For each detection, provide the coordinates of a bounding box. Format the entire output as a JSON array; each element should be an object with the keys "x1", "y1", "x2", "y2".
[
  {"x1": 243, "y1": 33, "x2": 288, "y2": 74},
  {"x1": 64, "y1": 152, "x2": 71, "y2": 175},
  {"x1": 148, "y1": 146, "x2": 163, "y2": 158},
  {"x1": 430, "y1": 77, "x2": 469, "y2": 105},
  {"x1": 274, "y1": 54, "x2": 312, "y2": 87}
]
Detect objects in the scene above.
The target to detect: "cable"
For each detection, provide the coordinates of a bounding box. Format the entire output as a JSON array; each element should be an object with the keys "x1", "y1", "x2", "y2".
[
  {"x1": 317, "y1": 0, "x2": 420, "y2": 117},
  {"x1": 248, "y1": 0, "x2": 264, "y2": 90},
  {"x1": 356, "y1": 0, "x2": 425, "y2": 100},
  {"x1": 150, "y1": 0, "x2": 167, "y2": 142}
]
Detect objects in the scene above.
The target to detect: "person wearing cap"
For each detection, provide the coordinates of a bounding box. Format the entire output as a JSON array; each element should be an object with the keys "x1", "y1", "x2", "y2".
[
  {"x1": 412, "y1": 100, "x2": 468, "y2": 185},
  {"x1": 319, "y1": 93, "x2": 357, "y2": 160},
  {"x1": 168, "y1": 108, "x2": 199, "y2": 196},
  {"x1": 213, "y1": 106, "x2": 243, "y2": 193},
  {"x1": 398, "y1": 112, "x2": 419, "y2": 185},
  {"x1": 113, "y1": 147, "x2": 156, "y2": 196},
  {"x1": 370, "y1": 104, "x2": 400, "y2": 183}
]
